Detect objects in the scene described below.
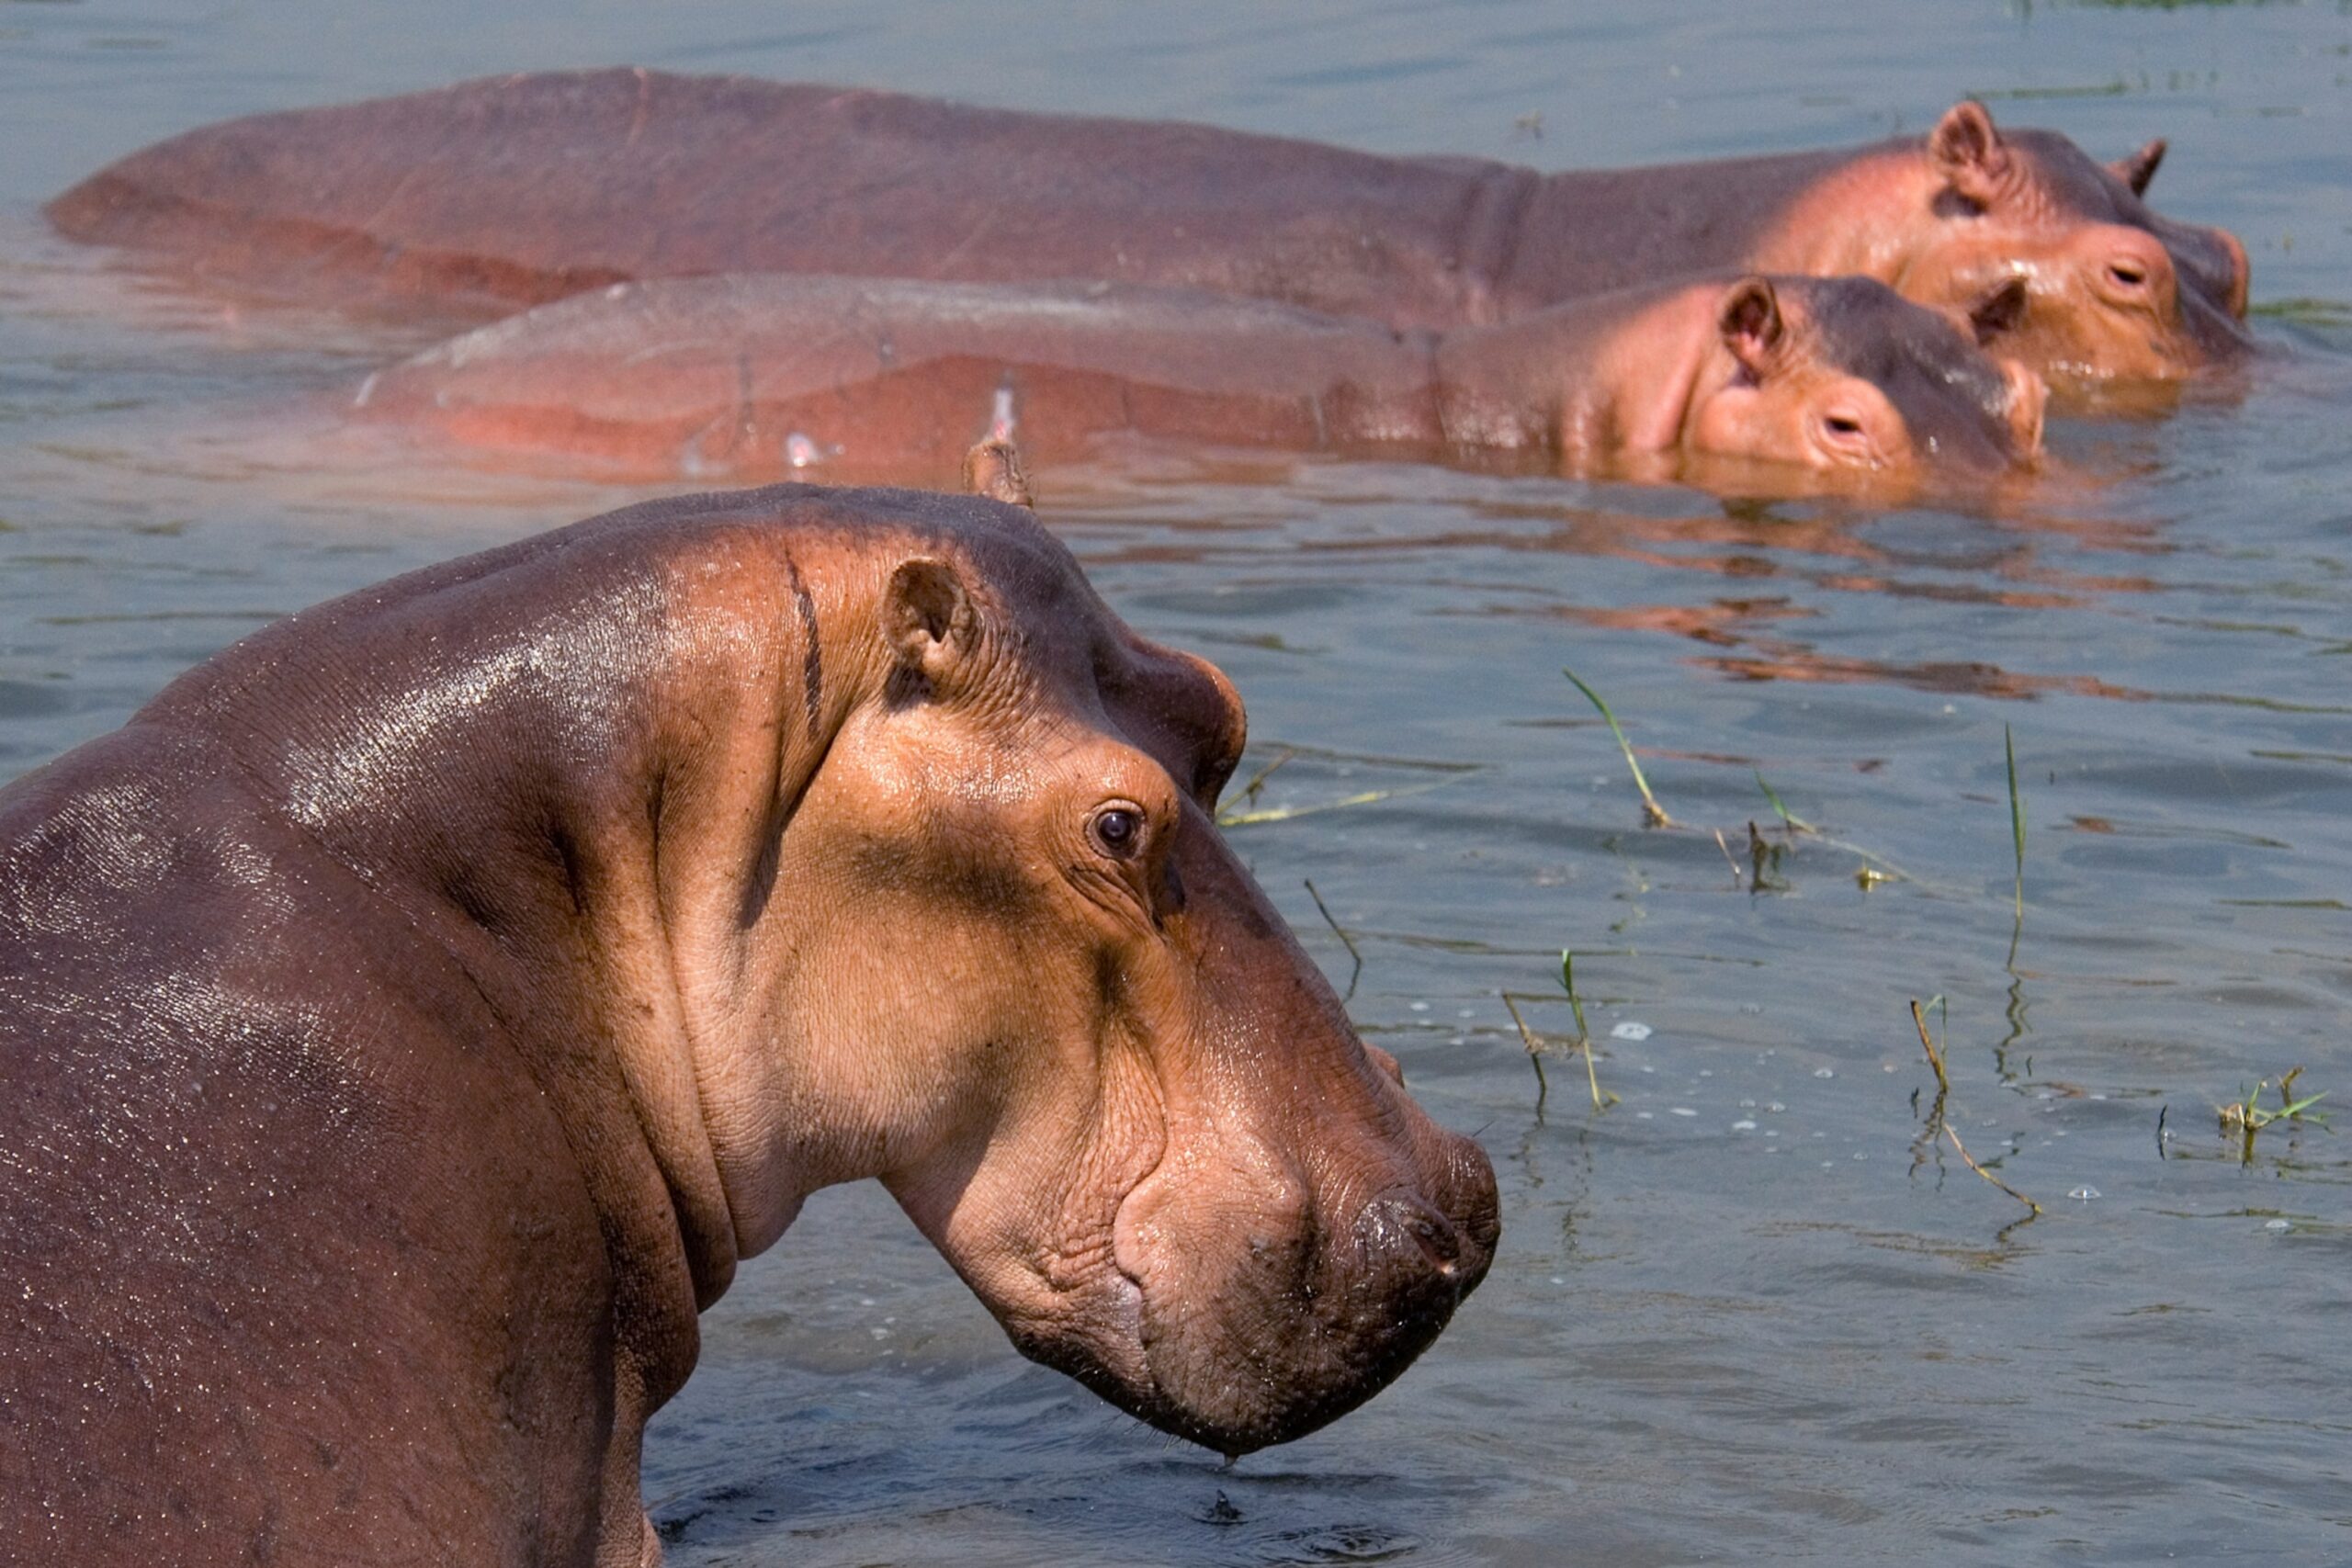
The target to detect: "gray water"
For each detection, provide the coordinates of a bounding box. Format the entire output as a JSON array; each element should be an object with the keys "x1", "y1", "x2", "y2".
[{"x1": 5, "y1": 2, "x2": 2351, "y2": 1562}]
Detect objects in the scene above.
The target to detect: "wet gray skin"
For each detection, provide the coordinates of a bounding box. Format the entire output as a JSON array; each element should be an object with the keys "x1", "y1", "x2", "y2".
[{"x1": 1796, "y1": 274, "x2": 2034, "y2": 474}]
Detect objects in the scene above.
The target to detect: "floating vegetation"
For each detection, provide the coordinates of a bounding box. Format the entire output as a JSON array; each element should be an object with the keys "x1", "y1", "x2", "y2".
[
  {"x1": 2247, "y1": 298, "x2": 2352, "y2": 329},
  {"x1": 1215, "y1": 741, "x2": 1482, "y2": 828},
  {"x1": 1503, "y1": 949, "x2": 1615, "y2": 1118},
  {"x1": 1555, "y1": 672, "x2": 1920, "y2": 891},
  {"x1": 1562, "y1": 667, "x2": 1671, "y2": 828},
  {"x1": 1910, "y1": 998, "x2": 2041, "y2": 1217},
  {"x1": 2216, "y1": 1067, "x2": 2330, "y2": 1165},
  {"x1": 1754, "y1": 768, "x2": 1816, "y2": 835}
]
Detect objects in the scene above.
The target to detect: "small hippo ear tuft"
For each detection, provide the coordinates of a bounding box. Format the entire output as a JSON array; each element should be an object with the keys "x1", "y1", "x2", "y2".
[
  {"x1": 1967, "y1": 276, "x2": 2031, "y2": 344},
  {"x1": 1716, "y1": 276, "x2": 1786, "y2": 377},
  {"x1": 962, "y1": 438, "x2": 1035, "y2": 510},
  {"x1": 2001, "y1": 360, "x2": 2048, "y2": 459},
  {"x1": 1928, "y1": 100, "x2": 2010, "y2": 206},
  {"x1": 2110, "y1": 137, "x2": 2166, "y2": 197},
  {"x1": 884, "y1": 557, "x2": 978, "y2": 685}
]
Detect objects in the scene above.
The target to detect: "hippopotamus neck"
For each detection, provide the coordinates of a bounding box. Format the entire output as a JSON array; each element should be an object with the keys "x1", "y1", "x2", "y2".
[{"x1": 1492, "y1": 141, "x2": 1899, "y2": 310}]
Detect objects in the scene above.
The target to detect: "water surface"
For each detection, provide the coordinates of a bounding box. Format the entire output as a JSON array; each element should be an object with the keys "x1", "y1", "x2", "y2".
[{"x1": 4, "y1": 2, "x2": 2349, "y2": 1562}]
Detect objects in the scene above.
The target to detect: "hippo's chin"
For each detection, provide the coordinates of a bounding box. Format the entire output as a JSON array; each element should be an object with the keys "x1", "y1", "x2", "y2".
[{"x1": 1010, "y1": 1229, "x2": 1491, "y2": 1457}]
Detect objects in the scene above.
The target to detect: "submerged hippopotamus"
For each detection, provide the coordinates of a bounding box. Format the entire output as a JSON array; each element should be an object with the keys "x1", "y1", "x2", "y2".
[
  {"x1": 0, "y1": 477, "x2": 1498, "y2": 1563},
  {"x1": 47, "y1": 70, "x2": 2249, "y2": 383},
  {"x1": 352, "y1": 270, "x2": 2045, "y2": 497}
]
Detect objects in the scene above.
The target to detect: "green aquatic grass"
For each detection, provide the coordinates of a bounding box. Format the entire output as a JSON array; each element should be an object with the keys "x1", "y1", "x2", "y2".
[
  {"x1": 2218, "y1": 1067, "x2": 2331, "y2": 1164},
  {"x1": 1754, "y1": 769, "x2": 1816, "y2": 835},
  {"x1": 1563, "y1": 667, "x2": 1671, "y2": 828},
  {"x1": 1503, "y1": 949, "x2": 1613, "y2": 1118}
]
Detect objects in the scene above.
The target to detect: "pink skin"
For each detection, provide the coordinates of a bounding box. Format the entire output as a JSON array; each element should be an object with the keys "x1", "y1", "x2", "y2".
[
  {"x1": 349, "y1": 271, "x2": 2044, "y2": 498},
  {"x1": 1749, "y1": 102, "x2": 2252, "y2": 384},
  {"x1": 48, "y1": 73, "x2": 2247, "y2": 388}
]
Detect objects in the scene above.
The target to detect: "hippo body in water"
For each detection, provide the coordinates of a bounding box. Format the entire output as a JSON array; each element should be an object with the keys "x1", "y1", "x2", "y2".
[
  {"x1": 47, "y1": 70, "x2": 2250, "y2": 383},
  {"x1": 354, "y1": 270, "x2": 2046, "y2": 497},
  {"x1": 0, "y1": 481, "x2": 1498, "y2": 1563}
]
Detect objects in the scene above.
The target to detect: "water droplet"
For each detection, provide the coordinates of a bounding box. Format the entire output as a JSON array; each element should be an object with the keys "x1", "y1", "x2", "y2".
[
  {"x1": 1730, "y1": 1120, "x2": 1758, "y2": 1132},
  {"x1": 1668, "y1": 1107, "x2": 1698, "y2": 1118},
  {"x1": 785, "y1": 432, "x2": 824, "y2": 468},
  {"x1": 1813, "y1": 1068, "x2": 1835, "y2": 1079},
  {"x1": 2264, "y1": 1218, "x2": 2290, "y2": 1233},
  {"x1": 1611, "y1": 1021, "x2": 1652, "y2": 1042},
  {"x1": 2068, "y1": 1186, "x2": 2101, "y2": 1202}
]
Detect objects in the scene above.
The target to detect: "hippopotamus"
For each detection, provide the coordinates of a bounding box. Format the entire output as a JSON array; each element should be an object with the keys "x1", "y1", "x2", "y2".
[
  {"x1": 0, "y1": 474, "x2": 1498, "y2": 1564},
  {"x1": 350, "y1": 270, "x2": 2045, "y2": 497},
  {"x1": 46, "y1": 70, "x2": 2249, "y2": 383}
]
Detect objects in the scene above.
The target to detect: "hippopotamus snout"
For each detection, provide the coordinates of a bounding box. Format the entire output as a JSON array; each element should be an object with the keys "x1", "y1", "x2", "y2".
[{"x1": 1352, "y1": 1162, "x2": 1501, "y2": 1309}]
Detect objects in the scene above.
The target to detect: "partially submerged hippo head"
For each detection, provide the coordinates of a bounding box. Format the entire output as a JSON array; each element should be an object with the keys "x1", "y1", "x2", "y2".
[
  {"x1": 702, "y1": 491, "x2": 1497, "y2": 1451},
  {"x1": 1790, "y1": 101, "x2": 2252, "y2": 383},
  {"x1": 1499, "y1": 269, "x2": 2047, "y2": 499},
  {"x1": 1686, "y1": 273, "x2": 2046, "y2": 483}
]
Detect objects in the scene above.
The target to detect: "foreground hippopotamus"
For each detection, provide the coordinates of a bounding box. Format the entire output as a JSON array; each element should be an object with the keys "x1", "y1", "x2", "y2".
[
  {"x1": 46, "y1": 70, "x2": 2249, "y2": 383},
  {"x1": 352, "y1": 270, "x2": 2045, "y2": 497},
  {"x1": 0, "y1": 478, "x2": 1498, "y2": 1564}
]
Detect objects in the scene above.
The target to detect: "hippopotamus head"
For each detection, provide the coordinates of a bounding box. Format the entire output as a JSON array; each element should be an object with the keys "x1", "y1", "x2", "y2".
[
  {"x1": 1679, "y1": 273, "x2": 2046, "y2": 486},
  {"x1": 1880, "y1": 101, "x2": 2251, "y2": 381},
  {"x1": 692, "y1": 490, "x2": 1497, "y2": 1453}
]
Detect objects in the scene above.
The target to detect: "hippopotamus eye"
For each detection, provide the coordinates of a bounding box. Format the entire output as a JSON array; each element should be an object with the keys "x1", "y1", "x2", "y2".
[
  {"x1": 2107, "y1": 260, "x2": 2148, "y2": 291},
  {"x1": 1088, "y1": 804, "x2": 1148, "y2": 861}
]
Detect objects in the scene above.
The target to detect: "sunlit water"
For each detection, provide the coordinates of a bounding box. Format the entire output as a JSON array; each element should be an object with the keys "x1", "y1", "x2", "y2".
[{"x1": 5, "y1": 2, "x2": 2350, "y2": 1562}]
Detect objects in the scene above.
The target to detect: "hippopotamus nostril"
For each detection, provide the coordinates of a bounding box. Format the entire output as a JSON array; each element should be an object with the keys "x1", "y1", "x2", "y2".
[{"x1": 1359, "y1": 1191, "x2": 1464, "y2": 1280}]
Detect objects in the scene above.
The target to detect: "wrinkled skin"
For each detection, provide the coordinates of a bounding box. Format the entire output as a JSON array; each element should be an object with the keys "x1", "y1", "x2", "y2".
[
  {"x1": 1747, "y1": 102, "x2": 2252, "y2": 383},
  {"x1": 353, "y1": 271, "x2": 2042, "y2": 499},
  {"x1": 47, "y1": 71, "x2": 2248, "y2": 382},
  {"x1": 0, "y1": 481, "x2": 1498, "y2": 1565}
]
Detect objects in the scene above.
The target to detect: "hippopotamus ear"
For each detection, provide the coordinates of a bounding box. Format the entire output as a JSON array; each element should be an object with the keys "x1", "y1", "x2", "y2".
[
  {"x1": 884, "y1": 557, "x2": 980, "y2": 689},
  {"x1": 1928, "y1": 100, "x2": 2012, "y2": 208},
  {"x1": 2109, "y1": 137, "x2": 2166, "y2": 197},
  {"x1": 1715, "y1": 276, "x2": 1788, "y2": 378},
  {"x1": 1965, "y1": 275, "x2": 2031, "y2": 345}
]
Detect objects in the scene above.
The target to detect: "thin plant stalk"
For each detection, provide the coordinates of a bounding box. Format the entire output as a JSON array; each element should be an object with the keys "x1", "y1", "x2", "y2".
[
  {"x1": 1558, "y1": 951, "x2": 1611, "y2": 1111},
  {"x1": 1303, "y1": 877, "x2": 1362, "y2": 1001},
  {"x1": 1910, "y1": 998, "x2": 1951, "y2": 1099},
  {"x1": 1502, "y1": 991, "x2": 1549, "y2": 1117},
  {"x1": 1754, "y1": 770, "x2": 1816, "y2": 834},
  {"x1": 1909, "y1": 999, "x2": 2041, "y2": 1216},
  {"x1": 2006, "y1": 724, "x2": 2025, "y2": 922},
  {"x1": 1563, "y1": 667, "x2": 1672, "y2": 828}
]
